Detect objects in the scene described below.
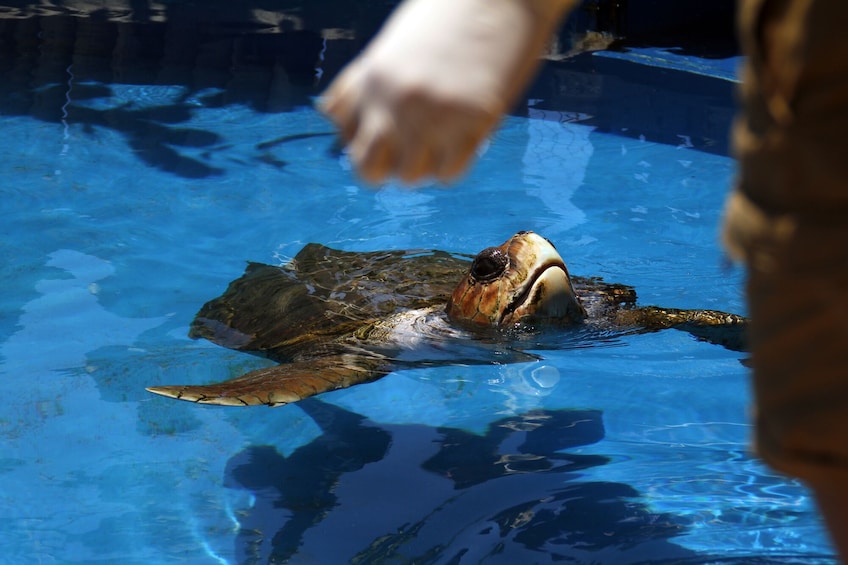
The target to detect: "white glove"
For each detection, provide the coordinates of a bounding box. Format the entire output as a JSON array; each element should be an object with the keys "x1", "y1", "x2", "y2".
[{"x1": 319, "y1": 0, "x2": 576, "y2": 183}]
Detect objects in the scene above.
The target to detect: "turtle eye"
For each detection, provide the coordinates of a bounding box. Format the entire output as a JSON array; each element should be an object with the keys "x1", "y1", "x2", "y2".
[{"x1": 470, "y1": 247, "x2": 508, "y2": 283}]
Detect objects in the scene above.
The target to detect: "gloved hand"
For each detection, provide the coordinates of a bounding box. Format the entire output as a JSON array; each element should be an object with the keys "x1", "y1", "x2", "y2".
[{"x1": 319, "y1": 0, "x2": 576, "y2": 183}]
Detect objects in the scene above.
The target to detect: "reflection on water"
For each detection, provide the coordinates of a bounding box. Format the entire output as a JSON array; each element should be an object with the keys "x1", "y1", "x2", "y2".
[
  {"x1": 0, "y1": 10, "x2": 335, "y2": 178},
  {"x1": 521, "y1": 108, "x2": 592, "y2": 233},
  {"x1": 223, "y1": 398, "x2": 698, "y2": 564},
  {"x1": 0, "y1": 249, "x2": 168, "y2": 377}
]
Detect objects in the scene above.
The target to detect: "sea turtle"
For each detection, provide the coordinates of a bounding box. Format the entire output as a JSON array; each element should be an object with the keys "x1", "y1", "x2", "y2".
[{"x1": 147, "y1": 231, "x2": 747, "y2": 406}]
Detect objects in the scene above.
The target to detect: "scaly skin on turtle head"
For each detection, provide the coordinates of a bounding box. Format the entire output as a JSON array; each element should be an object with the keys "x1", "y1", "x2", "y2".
[{"x1": 446, "y1": 231, "x2": 586, "y2": 329}]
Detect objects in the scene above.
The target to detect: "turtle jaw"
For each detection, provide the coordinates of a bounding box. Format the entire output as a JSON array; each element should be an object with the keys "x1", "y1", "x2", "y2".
[{"x1": 499, "y1": 262, "x2": 584, "y2": 327}]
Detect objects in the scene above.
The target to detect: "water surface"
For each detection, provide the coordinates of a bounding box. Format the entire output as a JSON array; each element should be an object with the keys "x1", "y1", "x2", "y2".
[{"x1": 0, "y1": 11, "x2": 836, "y2": 564}]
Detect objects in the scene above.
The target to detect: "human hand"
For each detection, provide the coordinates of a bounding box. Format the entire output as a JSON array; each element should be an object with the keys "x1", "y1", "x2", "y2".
[{"x1": 319, "y1": 0, "x2": 575, "y2": 184}]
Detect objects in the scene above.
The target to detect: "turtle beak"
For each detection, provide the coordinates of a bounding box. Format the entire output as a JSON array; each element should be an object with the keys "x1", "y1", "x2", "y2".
[{"x1": 501, "y1": 262, "x2": 584, "y2": 326}]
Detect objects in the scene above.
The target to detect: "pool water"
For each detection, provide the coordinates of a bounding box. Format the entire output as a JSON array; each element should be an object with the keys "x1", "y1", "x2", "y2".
[{"x1": 0, "y1": 11, "x2": 838, "y2": 565}]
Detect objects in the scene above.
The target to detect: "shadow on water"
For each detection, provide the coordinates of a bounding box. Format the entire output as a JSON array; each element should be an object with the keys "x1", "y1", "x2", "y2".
[
  {"x1": 223, "y1": 398, "x2": 702, "y2": 564},
  {"x1": 0, "y1": 3, "x2": 390, "y2": 177},
  {"x1": 0, "y1": 0, "x2": 739, "y2": 181}
]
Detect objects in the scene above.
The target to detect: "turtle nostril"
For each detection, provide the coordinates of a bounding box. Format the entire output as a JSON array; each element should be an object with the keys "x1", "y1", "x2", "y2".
[{"x1": 470, "y1": 248, "x2": 508, "y2": 283}]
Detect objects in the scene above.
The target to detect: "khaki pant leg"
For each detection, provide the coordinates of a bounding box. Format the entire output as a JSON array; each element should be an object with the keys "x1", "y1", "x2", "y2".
[{"x1": 725, "y1": 0, "x2": 848, "y2": 483}]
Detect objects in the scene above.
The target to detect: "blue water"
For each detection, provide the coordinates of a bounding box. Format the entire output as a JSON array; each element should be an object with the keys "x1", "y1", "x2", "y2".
[{"x1": 0, "y1": 22, "x2": 837, "y2": 565}]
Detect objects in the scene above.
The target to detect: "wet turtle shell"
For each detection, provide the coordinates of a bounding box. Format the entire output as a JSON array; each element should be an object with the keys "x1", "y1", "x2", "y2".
[{"x1": 187, "y1": 244, "x2": 473, "y2": 361}]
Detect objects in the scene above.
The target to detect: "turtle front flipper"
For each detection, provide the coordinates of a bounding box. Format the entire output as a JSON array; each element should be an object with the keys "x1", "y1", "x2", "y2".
[
  {"x1": 147, "y1": 355, "x2": 393, "y2": 407},
  {"x1": 622, "y1": 307, "x2": 749, "y2": 352}
]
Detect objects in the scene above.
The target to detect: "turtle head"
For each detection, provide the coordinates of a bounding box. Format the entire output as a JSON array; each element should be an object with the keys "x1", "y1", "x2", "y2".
[{"x1": 446, "y1": 231, "x2": 586, "y2": 329}]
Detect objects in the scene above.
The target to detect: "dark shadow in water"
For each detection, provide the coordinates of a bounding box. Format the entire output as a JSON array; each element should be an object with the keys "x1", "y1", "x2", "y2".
[
  {"x1": 224, "y1": 398, "x2": 704, "y2": 564},
  {"x1": 524, "y1": 52, "x2": 737, "y2": 156},
  {"x1": 0, "y1": 14, "x2": 332, "y2": 178},
  {"x1": 0, "y1": 5, "x2": 382, "y2": 178},
  {"x1": 420, "y1": 405, "x2": 608, "y2": 490},
  {"x1": 225, "y1": 400, "x2": 392, "y2": 562},
  {"x1": 0, "y1": 1, "x2": 738, "y2": 180}
]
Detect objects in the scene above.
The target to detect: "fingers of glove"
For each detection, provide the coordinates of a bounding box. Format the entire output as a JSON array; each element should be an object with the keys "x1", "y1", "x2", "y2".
[
  {"x1": 347, "y1": 107, "x2": 399, "y2": 184},
  {"x1": 394, "y1": 97, "x2": 441, "y2": 183},
  {"x1": 396, "y1": 143, "x2": 436, "y2": 183},
  {"x1": 434, "y1": 136, "x2": 480, "y2": 182},
  {"x1": 432, "y1": 110, "x2": 496, "y2": 182},
  {"x1": 391, "y1": 95, "x2": 495, "y2": 183},
  {"x1": 321, "y1": 68, "x2": 498, "y2": 184}
]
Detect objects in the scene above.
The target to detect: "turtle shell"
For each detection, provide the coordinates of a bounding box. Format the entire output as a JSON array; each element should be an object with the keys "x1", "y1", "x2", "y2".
[{"x1": 189, "y1": 243, "x2": 472, "y2": 360}]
